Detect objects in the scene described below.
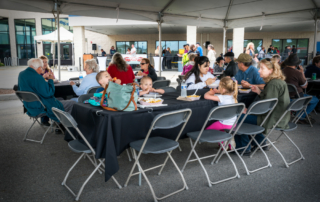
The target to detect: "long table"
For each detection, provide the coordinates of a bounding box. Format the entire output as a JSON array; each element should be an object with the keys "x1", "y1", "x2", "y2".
[{"x1": 68, "y1": 90, "x2": 258, "y2": 181}]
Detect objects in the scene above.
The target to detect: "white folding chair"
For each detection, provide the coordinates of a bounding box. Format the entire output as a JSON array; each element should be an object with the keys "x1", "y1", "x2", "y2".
[
  {"x1": 124, "y1": 109, "x2": 192, "y2": 202},
  {"x1": 214, "y1": 98, "x2": 278, "y2": 175},
  {"x1": 15, "y1": 91, "x2": 62, "y2": 144},
  {"x1": 52, "y1": 107, "x2": 122, "y2": 201},
  {"x1": 251, "y1": 96, "x2": 312, "y2": 168},
  {"x1": 181, "y1": 103, "x2": 245, "y2": 187}
]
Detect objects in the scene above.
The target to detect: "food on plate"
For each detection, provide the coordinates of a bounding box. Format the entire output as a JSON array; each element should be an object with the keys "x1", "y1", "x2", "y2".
[
  {"x1": 187, "y1": 95, "x2": 200, "y2": 98},
  {"x1": 140, "y1": 98, "x2": 162, "y2": 103},
  {"x1": 239, "y1": 89, "x2": 249, "y2": 91},
  {"x1": 137, "y1": 71, "x2": 142, "y2": 76}
]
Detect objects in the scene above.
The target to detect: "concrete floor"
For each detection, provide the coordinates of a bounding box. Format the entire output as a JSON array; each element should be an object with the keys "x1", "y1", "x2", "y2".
[{"x1": 0, "y1": 98, "x2": 320, "y2": 202}]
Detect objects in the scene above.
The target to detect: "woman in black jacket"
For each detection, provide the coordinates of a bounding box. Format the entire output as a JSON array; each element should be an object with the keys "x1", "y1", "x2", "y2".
[{"x1": 138, "y1": 58, "x2": 158, "y2": 81}]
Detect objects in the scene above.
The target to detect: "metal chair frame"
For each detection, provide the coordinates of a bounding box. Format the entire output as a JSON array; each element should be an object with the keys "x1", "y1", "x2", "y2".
[
  {"x1": 52, "y1": 108, "x2": 122, "y2": 201},
  {"x1": 181, "y1": 103, "x2": 245, "y2": 187},
  {"x1": 250, "y1": 96, "x2": 312, "y2": 168},
  {"x1": 87, "y1": 86, "x2": 102, "y2": 94},
  {"x1": 214, "y1": 98, "x2": 278, "y2": 175},
  {"x1": 287, "y1": 83, "x2": 314, "y2": 126},
  {"x1": 15, "y1": 91, "x2": 62, "y2": 144},
  {"x1": 124, "y1": 109, "x2": 192, "y2": 202},
  {"x1": 152, "y1": 80, "x2": 171, "y2": 88}
]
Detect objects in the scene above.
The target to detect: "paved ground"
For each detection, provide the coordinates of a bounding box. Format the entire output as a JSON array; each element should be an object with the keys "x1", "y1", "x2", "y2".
[{"x1": 0, "y1": 98, "x2": 320, "y2": 202}]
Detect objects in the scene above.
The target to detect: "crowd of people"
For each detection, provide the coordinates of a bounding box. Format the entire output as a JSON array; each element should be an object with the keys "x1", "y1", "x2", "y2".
[{"x1": 17, "y1": 39, "x2": 320, "y2": 155}]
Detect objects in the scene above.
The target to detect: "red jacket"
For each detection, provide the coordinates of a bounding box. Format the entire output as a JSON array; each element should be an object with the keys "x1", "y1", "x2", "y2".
[{"x1": 107, "y1": 64, "x2": 135, "y2": 84}]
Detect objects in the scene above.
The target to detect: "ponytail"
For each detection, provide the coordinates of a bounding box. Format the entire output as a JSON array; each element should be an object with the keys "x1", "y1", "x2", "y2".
[{"x1": 233, "y1": 80, "x2": 238, "y2": 103}]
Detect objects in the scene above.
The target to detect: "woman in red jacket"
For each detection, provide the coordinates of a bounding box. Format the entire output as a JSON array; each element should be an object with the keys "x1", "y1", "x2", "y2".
[{"x1": 107, "y1": 52, "x2": 135, "y2": 84}]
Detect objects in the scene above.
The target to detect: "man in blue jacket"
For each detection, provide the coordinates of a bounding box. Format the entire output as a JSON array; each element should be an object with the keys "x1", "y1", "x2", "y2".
[
  {"x1": 196, "y1": 42, "x2": 203, "y2": 56},
  {"x1": 18, "y1": 58, "x2": 75, "y2": 133}
]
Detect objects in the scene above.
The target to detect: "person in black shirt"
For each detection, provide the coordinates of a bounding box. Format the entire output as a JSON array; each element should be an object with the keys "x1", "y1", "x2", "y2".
[
  {"x1": 110, "y1": 46, "x2": 116, "y2": 55},
  {"x1": 221, "y1": 52, "x2": 238, "y2": 78},
  {"x1": 291, "y1": 45, "x2": 297, "y2": 54}
]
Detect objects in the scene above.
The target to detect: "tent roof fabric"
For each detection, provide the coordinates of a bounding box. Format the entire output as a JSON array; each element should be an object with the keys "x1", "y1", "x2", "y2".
[
  {"x1": 34, "y1": 27, "x2": 73, "y2": 42},
  {"x1": 1, "y1": 0, "x2": 319, "y2": 29}
]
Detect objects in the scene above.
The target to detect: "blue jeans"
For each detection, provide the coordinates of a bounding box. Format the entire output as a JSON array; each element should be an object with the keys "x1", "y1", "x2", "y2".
[
  {"x1": 300, "y1": 94, "x2": 319, "y2": 119},
  {"x1": 234, "y1": 114, "x2": 266, "y2": 152}
]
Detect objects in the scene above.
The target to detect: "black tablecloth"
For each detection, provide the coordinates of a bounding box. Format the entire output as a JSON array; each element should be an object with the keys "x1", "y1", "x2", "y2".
[
  {"x1": 13, "y1": 81, "x2": 78, "y2": 100},
  {"x1": 54, "y1": 81, "x2": 77, "y2": 100},
  {"x1": 68, "y1": 91, "x2": 258, "y2": 181}
]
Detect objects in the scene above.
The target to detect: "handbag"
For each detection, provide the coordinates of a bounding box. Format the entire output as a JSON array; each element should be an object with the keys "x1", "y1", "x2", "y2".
[{"x1": 100, "y1": 82, "x2": 138, "y2": 111}]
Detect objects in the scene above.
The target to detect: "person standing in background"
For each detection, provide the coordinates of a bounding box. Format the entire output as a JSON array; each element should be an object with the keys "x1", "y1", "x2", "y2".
[
  {"x1": 155, "y1": 46, "x2": 159, "y2": 56},
  {"x1": 130, "y1": 44, "x2": 136, "y2": 54},
  {"x1": 126, "y1": 48, "x2": 131, "y2": 54},
  {"x1": 196, "y1": 42, "x2": 203, "y2": 56},
  {"x1": 110, "y1": 46, "x2": 116, "y2": 55},
  {"x1": 185, "y1": 44, "x2": 190, "y2": 53},
  {"x1": 165, "y1": 47, "x2": 172, "y2": 69},
  {"x1": 291, "y1": 45, "x2": 297, "y2": 54},
  {"x1": 101, "y1": 49, "x2": 106, "y2": 56},
  {"x1": 258, "y1": 47, "x2": 265, "y2": 61},
  {"x1": 207, "y1": 44, "x2": 216, "y2": 68}
]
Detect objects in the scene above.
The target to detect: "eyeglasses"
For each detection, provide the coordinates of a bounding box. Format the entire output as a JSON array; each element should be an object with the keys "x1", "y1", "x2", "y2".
[{"x1": 140, "y1": 63, "x2": 146, "y2": 65}]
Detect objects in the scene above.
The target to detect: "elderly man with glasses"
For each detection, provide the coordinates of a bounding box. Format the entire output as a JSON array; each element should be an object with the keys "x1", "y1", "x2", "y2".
[{"x1": 18, "y1": 58, "x2": 75, "y2": 133}]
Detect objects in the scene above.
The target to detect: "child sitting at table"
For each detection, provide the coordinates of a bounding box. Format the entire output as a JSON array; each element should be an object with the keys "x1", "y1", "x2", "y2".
[
  {"x1": 139, "y1": 76, "x2": 165, "y2": 96},
  {"x1": 204, "y1": 77, "x2": 238, "y2": 150},
  {"x1": 95, "y1": 71, "x2": 121, "y2": 93}
]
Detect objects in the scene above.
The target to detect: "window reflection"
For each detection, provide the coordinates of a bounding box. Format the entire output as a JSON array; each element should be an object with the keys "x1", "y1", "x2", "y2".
[
  {"x1": 15, "y1": 19, "x2": 36, "y2": 59},
  {"x1": 115, "y1": 41, "x2": 148, "y2": 54},
  {"x1": 0, "y1": 18, "x2": 11, "y2": 63}
]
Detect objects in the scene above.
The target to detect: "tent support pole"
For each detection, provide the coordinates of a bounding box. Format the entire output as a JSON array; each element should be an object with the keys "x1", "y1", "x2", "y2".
[
  {"x1": 158, "y1": 21, "x2": 162, "y2": 77},
  {"x1": 57, "y1": 8, "x2": 61, "y2": 81},
  {"x1": 314, "y1": 9, "x2": 318, "y2": 57}
]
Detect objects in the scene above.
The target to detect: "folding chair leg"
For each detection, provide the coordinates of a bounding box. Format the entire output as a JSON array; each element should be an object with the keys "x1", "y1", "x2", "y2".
[
  {"x1": 126, "y1": 149, "x2": 132, "y2": 162},
  {"x1": 268, "y1": 132, "x2": 305, "y2": 168},
  {"x1": 23, "y1": 118, "x2": 37, "y2": 141},
  {"x1": 305, "y1": 109, "x2": 313, "y2": 127}
]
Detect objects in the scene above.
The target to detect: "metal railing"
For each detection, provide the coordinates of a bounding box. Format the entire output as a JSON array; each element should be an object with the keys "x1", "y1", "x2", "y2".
[{"x1": 4, "y1": 57, "x2": 19, "y2": 66}]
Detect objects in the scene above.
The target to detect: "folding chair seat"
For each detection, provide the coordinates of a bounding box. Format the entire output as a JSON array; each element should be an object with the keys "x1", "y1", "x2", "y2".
[
  {"x1": 253, "y1": 96, "x2": 312, "y2": 168},
  {"x1": 124, "y1": 109, "x2": 192, "y2": 202},
  {"x1": 287, "y1": 83, "x2": 313, "y2": 127},
  {"x1": 15, "y1": 91, "x2": 62, "y2": 144},
  {"x1": 181, "y1": 103, "x2": 245, "y2": 187},
  {"x1": 52, "y1": 107, "x2": 121, "y2": 201},
  {"x1": 215, "y1": 98, "x2": 278, "y2": 175}
]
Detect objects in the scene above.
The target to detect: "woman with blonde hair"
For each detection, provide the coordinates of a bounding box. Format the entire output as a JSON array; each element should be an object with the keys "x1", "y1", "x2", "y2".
[
  {"x1": 108, "y1": 52, "x2": 135, "y2": 84},
  {"x1": 246, "y1": 42, "x2": 255, "y2": 57},
  {"x1": 234, "y1": 58, "x2": 291, "y2": 155},
  {"x1": 39, "y1": 55, "x2": 55, "y2": 79}
]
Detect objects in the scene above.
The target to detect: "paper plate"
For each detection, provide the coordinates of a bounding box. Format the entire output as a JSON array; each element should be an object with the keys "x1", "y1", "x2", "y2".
[
  {"x1": 186, "y1": 95, "x2": 201, "y2": 101},
  {"x1": 239, "y1": 89, "x2": 251, "y2": 93},
  {"x1": 135, "y1": 75, "x2": 143, "y2": 79},
  {"x1": 139, "y1": 98, "x2": 164, "y2": 105}
]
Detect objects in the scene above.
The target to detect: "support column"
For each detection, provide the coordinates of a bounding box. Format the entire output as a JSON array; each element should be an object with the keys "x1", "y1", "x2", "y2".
[
  {"x1": 233, "y1": 28, "x2": 245, "y2": 58},
  {"x1": 8, "y1": 17, "x2": 17, "y2": 64},
  {"x1": 73, "y1": 26, "x2": 86, "y2": 70},
  {"x1": 35, "y1": 17, "x2": 43, "y2": 57},
  {"x1": 187, "y1": 26, "x2": 197, "y2": 45}
]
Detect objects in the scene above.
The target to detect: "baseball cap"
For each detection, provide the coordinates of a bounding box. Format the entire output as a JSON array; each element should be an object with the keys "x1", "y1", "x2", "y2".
[{"x1": 235, "y1": 53, "x2": 252, "y2": 63}]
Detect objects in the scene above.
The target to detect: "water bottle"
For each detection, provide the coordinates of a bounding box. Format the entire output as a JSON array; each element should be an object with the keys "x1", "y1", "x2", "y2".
[
  {"x1": 181, "y1": 80, "x2": 187, "y2": 97},
  {"x1": 79, "y1": 72, "x2": 83, "y2": 83}
]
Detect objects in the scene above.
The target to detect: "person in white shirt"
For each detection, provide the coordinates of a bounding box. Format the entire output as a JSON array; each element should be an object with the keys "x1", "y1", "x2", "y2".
[
  {"x1": 204, "y1": 77, "x2": 238, "y2": 150},
  {"x1": 207, "y1": 44, "x2": 216, "y2": 68},
  {"x1": 184, "y1": 56, "x2": 216, "y2": 90},
  {"x1": 131, "y1": 44, "x2": 136, "y2": 54}
]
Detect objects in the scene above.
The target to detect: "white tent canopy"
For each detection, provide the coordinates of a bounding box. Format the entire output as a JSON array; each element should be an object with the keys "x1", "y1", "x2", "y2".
[{"x1": 34, "y1": 27, "x2": 73, "y2": 42}]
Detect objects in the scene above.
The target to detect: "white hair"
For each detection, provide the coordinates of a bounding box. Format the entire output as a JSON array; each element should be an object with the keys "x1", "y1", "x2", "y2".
[
  {"x1": 85, "y1": 59, "x2": 98, "y2": 72},
  {"x1": 28, "y1": 58, "x2": 43, "y2": 70}
]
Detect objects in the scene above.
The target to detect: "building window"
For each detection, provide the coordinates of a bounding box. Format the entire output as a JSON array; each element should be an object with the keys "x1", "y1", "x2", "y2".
[
  {"x1": 227, "y1": 39, "x2": 263, "y2": 53},
  {"x1": 15, "y1": 19, "x2": 36, "y2": 59},
  {"x1": 0, "y1": 17, "x2": 11, "y2": 63},
  {"x1": 155, "y1": 41, "x2": 187, "y2": 55},
  {"x1": 115, "y1": 41, "x2": 148, "y2": 54},
  {"x1": 272, "y1": 39, "x2": 309, "y2": 58}
]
